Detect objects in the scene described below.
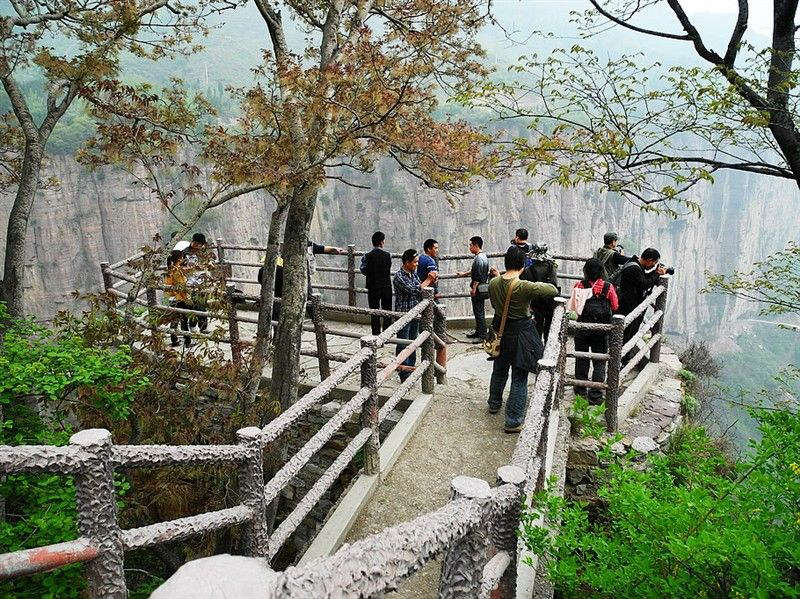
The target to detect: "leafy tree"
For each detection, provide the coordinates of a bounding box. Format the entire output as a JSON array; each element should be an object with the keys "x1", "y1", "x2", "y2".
[
  {"x1": 705, "y1": 241, "x2": 800, "y2": 318},
  {"x1": 0, "y1": 0, "x2": 233, "y2": 319},
  {"x1": 477, "y1": 0, "x2": 800, "y2": 212},
  {"x1": 522, "y1": 413, "x2": 800, "y2": 597},
  {"x1": 81, "y1": 0, "x2": 502, "y2": 418}
]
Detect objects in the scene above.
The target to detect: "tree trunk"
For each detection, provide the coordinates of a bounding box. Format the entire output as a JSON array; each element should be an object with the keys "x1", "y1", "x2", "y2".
[
  {"x1": 767, "y1": 0, "x2": 800, "y2": 187},
  {"x1": 269, "y1": 185, "x2": 317, "y2": 411},
  {"x1": 1, "y1": 139, "x2": 44, "y2": 319},
  {"x1": 244, "y1": 201, "x2": 288, "y2": 413},
  {"x1": 263, "y1": 184, "x2": 317, "y2": 534}
]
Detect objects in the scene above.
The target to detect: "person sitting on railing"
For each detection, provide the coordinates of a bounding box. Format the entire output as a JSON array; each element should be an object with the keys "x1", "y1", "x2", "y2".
[
  {"x1": 567, "y1": 258, "x2": 619, "y2": 405},
  {"x1": 165, "y1": 250, "x2": 192, "y2": 348},
  {"x1": 394, "y1": 249, "x2": 438, "y2": 382},
  {"x1": 417, "y1": 238, "x2": 440, "y2": 298},
  {"x1": 613, "y1": 247, "x2": 666, "y2": 368},
  {"x1": 488, "y1": 246, "x2": 558, "y2": 434},
  {"x1": 360, "y1": 231, "x2": 393, "y2": 335},
  {"x1": 456, "y1": 235, "x2": 489, "y2": 342}
]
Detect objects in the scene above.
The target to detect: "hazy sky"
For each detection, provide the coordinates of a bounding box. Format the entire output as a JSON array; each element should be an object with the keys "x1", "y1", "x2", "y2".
[{"x1": 512, "y1": 0, "x2": 772, "y2": 35}]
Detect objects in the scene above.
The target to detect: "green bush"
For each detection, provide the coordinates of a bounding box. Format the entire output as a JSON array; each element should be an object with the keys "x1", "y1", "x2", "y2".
[
  {"x1": 521, "y1": 410, "x2": 800, "y2": 598},
  {"x1": 0, "y1": 304, "x2": 148, "y2": 599}
]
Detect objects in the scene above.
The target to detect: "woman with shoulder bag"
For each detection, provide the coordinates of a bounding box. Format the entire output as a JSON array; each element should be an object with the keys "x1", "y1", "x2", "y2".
[{"x1": 486, "y1": 246, "x2": 558, "y2": 433}]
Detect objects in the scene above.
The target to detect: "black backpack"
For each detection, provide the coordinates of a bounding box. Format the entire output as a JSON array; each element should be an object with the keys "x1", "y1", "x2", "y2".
[
  {"x1": 579, "y1": 282, "x2": 612, "y2": 324},
  {"x1": 609, "y1": 260, "x2": 638, "y2": 289}
]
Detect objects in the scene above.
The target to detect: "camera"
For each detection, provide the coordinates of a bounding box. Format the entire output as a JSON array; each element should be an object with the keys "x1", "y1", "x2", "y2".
[
  {"x1": 614, "y1": 244, "x2": 625, "y2": 254},
  {"x1": 529, "y1": 243, "x2": 549, "y2": 256},
  {"x1": 659, "y1": 263, "x2": 675, "y2": 275}
]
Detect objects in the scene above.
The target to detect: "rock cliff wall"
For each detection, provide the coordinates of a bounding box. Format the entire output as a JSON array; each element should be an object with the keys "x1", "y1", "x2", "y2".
[{"x1": 2, "y1": 155, "x2": 797, "y2": 341}]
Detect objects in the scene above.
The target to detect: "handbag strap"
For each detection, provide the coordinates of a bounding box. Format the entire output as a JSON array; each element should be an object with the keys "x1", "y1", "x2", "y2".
[{"x1": 498, "y1": 278, "x2": 520, "y2": 337}]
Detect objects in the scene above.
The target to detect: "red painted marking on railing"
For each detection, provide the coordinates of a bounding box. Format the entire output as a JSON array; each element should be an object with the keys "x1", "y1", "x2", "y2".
[{"x1": 0, "y1": 540, "x2": 98, "y2": 578}]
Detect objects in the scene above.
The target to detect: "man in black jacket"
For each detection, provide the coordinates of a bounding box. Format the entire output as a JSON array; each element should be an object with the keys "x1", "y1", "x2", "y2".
[
  {"x1": 616, "y1": 247, "x2": 666, "y2": 367},
  {"x1": 360, "y1": 231, "x2": 393, "y2": 335}
]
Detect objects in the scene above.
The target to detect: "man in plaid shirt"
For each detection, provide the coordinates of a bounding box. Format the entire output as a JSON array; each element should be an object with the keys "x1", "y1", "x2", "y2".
[{"x1": 393, "y1": 249, "x2": 438, "y2": 381}]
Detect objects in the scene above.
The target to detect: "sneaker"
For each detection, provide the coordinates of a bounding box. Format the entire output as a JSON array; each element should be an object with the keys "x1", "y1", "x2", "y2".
[
  {"x1": 465, "y1": 331, "x2": 479, "y2": 338},
  {"x1": 504, "y1": 424, "x2": 524, "y2": 434},
  {"x1": 488, "y1": 406, "x2": 500, "y2": 415}
]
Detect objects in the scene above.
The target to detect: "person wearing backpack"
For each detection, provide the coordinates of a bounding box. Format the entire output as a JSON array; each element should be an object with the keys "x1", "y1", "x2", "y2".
[
  {"x1": 593, "y1": 232, "x2": 630, "y2": 281},
  {"x1": 487, "y1": 246, "x2": 558, "y2": 433},
  {"x1": 567, "y1": 258, "x2": 619, "y2": 404}
]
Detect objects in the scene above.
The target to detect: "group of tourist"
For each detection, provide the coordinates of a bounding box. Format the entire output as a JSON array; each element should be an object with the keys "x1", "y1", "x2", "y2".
[
  {"x1": 164, "y1": 232, "x2": 214, "y2": 347},
  {"x1": 358, "y1": 229, "x2": 667, "y2": 433},
  {"x1": 167, "y1": 228, "x2": 666, "y2": 434}
]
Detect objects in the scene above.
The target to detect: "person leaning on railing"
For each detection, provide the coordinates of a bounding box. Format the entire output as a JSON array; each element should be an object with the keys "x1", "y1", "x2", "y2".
[
  {"x1": 487, "y1": 246, "x2": 558, "y2": 434},
  {"x1": 614, "y1": 247, "x2": 666, "y2": 368},
  {"x1": 393, "y1": 249, "x2": 438, "y2": 382}
]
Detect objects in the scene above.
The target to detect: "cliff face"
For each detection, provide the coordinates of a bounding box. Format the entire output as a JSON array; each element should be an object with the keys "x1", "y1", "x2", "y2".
[{"x1": 2, "y1": 155, "x2": 798, "y2": 341}]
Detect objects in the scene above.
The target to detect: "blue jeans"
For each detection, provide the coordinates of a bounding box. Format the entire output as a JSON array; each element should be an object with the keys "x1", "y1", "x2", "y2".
[
  {"x1": 489, "y1": 352, "x2": 530, "y2": 428},
  {"x1": 396, "y1": 319, "x2": 419, "y2": 382}
]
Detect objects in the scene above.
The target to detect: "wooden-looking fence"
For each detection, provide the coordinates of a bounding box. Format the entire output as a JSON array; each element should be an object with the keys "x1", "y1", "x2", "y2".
[{"x1": 0, "y1": 241, "x2": 669, "y2": 598}]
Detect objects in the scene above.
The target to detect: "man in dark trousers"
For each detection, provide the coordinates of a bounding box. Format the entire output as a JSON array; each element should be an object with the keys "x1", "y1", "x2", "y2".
[
  {"x1": 360, "y1": 231, "x2": 393, "y2": 335},
  {"x1": 616, "y1": 247, "x2": 666, "y2": 367},
  {"x1": 457, "y1": 236, "x2": 489, "y2": 341}
]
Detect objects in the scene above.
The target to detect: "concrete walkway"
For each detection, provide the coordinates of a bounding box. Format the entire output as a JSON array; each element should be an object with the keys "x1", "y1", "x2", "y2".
[{"x1": 344, "y1": 345, "x2": 522, "y2": 598}]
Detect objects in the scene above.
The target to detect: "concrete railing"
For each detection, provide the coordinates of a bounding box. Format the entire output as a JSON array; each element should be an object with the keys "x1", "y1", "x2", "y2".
[
  {"x1": 0, "y1": 292, "x2": 438, "y2": 595},
  {"x1": 214, "y1": 241, "x2": 589, "y2": 306},
  {"x1": 564, "y1": 277, "x2": 669, "y2": 431}
]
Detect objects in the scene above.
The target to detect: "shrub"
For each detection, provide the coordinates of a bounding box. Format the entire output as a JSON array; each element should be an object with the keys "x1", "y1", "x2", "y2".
[{"x1": 521, "y1": 409, "x2": 800, "y2": 598}]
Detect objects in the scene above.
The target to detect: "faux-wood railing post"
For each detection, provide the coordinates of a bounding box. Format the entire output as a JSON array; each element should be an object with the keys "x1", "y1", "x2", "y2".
[
  {"x1": 421, "y1": 288, "x2": 436, "y2": 394},
  {"x1": 649, "y1": 276, "x2": 668, "y2": 364},
  {"x1": 347, "y1": 244, "x2": 356, "y2": 306},
  {"x1": 237, "y1": 427, "x2": 268, "y2": 557},
  {"x1": 535, "y1": 358, "x2": 557, "y2": 492},
  {"x1": 360, "y1": 335, "x2": 380, "y2": 476},
  {"x1": 100, "y1": 261, "x2": 113, "y2": 293},
  {"x1": 70, "y1": 429, "x2": 126, "y2": 599},
  {"x1": 492, "y1": 465, "x2": 526, "y2": 599},
  {"x1": 438, "y1": 476, "x2": 491, "y2": 599},
  {"x1": 309, "y1": 293, "x2": 331, "y2": 379},
  {"x1": 226, "y1": 283, "x2": 242, "y2": 364},
  {"x1": 605, "y1": 315, "x2": 625, "y2": 432},
  {"x1": 434, "y1": 303, "x2": 447, "y2": 385},
  {"x1": 554, "y1": 298, "x2": 568, "y2": 408}
]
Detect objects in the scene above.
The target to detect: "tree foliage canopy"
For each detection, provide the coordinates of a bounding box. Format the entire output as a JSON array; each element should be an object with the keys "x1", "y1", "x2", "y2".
[{"x1": 474, "y1": 0, "x2": 800, "y2": 214}]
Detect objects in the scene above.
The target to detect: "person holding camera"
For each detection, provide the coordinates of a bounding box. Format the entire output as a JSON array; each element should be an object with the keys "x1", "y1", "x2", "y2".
[
  {"x1": 593, "y1": 232, "x2": 631, "y2": 280},
  {"x1": 614, "y1": 247, "x2": 667, "y2": 367}
]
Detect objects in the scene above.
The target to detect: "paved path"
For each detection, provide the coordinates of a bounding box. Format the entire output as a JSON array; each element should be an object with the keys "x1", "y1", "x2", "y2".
[{"x1": 345, "y1": 346, "x2": 523, "y2": 598}]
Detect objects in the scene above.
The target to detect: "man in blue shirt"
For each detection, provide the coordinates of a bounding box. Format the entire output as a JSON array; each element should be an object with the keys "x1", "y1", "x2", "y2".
[
  {"x1": 394, "y1": 249, "x2": 438, "y2": 381},
  {"x1": 417, "y1": 238, "x2": 439, "y2": 296}
]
